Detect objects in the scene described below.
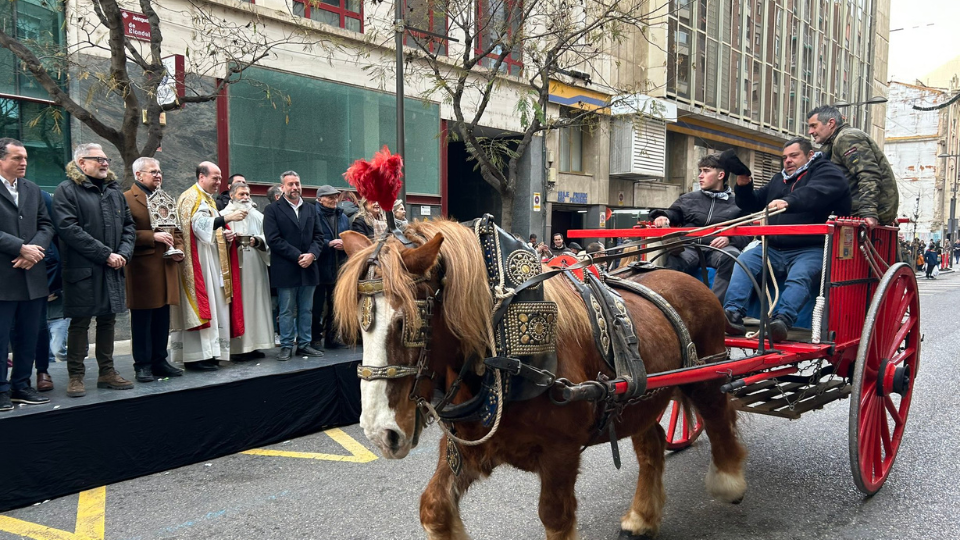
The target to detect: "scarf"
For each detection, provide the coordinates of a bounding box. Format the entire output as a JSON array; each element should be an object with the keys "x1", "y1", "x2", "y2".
[
  {"x1": 701, "y1": 187, "x2": 732, "y2": 200},
  {"x1": 781, "y1": 152, "x2": 823, "y2": 182}
]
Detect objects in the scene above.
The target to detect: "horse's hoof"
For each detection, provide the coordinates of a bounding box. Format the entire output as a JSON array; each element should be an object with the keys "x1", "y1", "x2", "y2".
[
  {"x1": 618, "y1": 530, "x2": 656, "y2": 540},
  {"x1": 730, "y1": 496, "x2": 744, "y2": 505}
]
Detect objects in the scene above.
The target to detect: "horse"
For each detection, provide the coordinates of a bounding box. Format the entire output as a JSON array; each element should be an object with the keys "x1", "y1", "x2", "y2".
[{"x1": 333, "y1": 218, "x2": 747, "y2": 540}]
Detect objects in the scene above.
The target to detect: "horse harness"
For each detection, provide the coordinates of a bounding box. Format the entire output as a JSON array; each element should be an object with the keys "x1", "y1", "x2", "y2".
[{"x1": 354, "y1": 215, "x2": 712, "y2": 470}]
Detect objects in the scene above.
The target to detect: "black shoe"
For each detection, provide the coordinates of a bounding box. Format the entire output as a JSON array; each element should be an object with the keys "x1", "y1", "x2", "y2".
[
  {"x1": 185, "y1": 361, "x2": 218, "y2": 372},
  {"x1": 135, "y1": 367, "x2": 156, "y2": 382},
  {"x1": 153, "y1": 360, "x2": 184, "y2": 377},
  {"x1": 278, "y1": 347, "x2": 293, "y2": 361},
  {"x1": 324, "y1": 340, "x2": 346, "y2": 350},
  {"x1": 248, "y1": 350, "x2": 266, "y2": 359},
  {"x1": 11, "y1": 386, "x2": 50, "y2": 405},
  {"x1": 724, "y1": 310, "x2": 747, "y2": 336},
  {"x1": 310, "y1": 340, "x2": 325, "y2": 350},
  {"x1": 230, "y1": 352, "x2": 256, "y2": 362},
  {"x1": 201, "y1": 359, "x2": 220, "y2": 369},
  {"x1": 767, "y1": 317, "x2": 790, "y2": 343},
  {"x1": 0, "y1": 391, "x2": 12, "y2": 412},
  {"x1": 297, "y1": 345, "x2": 325, "y2": 357}
]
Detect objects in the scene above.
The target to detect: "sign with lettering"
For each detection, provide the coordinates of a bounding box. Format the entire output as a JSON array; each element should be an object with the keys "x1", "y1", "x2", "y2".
[
  {"x1": 556, "y1": 191, "x2": 589, "y2": 204},
  {"x1": 121, "y1": 10, "x2": 151, "y2": 42}
]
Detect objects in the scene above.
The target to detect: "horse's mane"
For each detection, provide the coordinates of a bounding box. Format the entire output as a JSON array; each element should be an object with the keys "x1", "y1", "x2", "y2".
[{"x1": 333, "y1": 218, "x2": 592, "y2": 360}]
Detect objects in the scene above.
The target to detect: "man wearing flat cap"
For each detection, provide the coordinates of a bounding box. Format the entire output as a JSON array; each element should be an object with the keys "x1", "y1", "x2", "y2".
[{"x1": 311, "y1": 185, "x2": 350, "y2": 350}]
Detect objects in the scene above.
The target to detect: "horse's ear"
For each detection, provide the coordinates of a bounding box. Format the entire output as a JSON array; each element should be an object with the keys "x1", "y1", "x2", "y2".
[
  {"x1": 341, "y1": 230, "x2": 373, "y2": 258},
  {"x1": 401, "y1": 233, "x2": 444, "y2": 275}
]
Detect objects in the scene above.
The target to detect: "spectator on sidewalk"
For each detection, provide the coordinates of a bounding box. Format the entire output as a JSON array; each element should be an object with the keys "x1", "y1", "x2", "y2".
[
  {"x1": 123, "y1": 157, "x2": 185, "y2": 382},
  {"x1": 55, "y1": 143, "x2": 137, "y2": 398},
  {"x1": 392, "y1": 199, "x2": 408, "y2": 230},
  {"x1": 224, "y1": 181, "x2": 274, "y2": 360},
  {"x1": 924, "y1": 242, "x2": 939, "y2": 280},
  {"x1": 0, "y1": 138, "x2": 53, "y2": 411}
]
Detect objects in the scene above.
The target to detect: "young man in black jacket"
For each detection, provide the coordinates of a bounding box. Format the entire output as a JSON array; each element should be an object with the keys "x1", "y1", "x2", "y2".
[
  {"x1": 651, "y1": 153, "x2": 748, "y2": 302},
  {"x1": 720, "y1": 137, "x2": 851, "y2": 342}
]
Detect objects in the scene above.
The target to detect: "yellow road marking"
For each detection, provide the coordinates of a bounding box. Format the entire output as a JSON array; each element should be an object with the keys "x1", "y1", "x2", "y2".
[
  {"x1": 242, "y1": 427, "x2": 378, "y2": 463},
  {"x1": 0, "y1": 486, "x2": 105, "y2": 540}
]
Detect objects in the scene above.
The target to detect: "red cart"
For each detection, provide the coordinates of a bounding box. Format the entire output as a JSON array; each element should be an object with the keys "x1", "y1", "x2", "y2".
[{"x1": 568, "y1": 218, "x2": 919, "y2": 495}]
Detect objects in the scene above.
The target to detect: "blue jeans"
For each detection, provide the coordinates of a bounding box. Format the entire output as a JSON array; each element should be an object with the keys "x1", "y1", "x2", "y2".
[
  {"x1": 723, "y1": 245, "x2": 823, "y2": 328},
  {"x1": 49, "y1": 317, "x2": 70, "y2": 360},
  {"x1": 277, "y1": 286, "x2": 316, "y2": 349}
]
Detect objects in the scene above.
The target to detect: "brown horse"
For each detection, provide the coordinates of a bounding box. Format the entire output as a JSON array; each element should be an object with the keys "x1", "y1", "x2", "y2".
[{"x1": 334, "y1": 219, "x2": 746, "y2": 540}]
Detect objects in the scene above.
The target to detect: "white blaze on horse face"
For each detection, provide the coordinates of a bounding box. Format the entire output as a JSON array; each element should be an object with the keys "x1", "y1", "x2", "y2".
[{"x1": 358, "y1": 295, "x2": 408, "y2": 457}]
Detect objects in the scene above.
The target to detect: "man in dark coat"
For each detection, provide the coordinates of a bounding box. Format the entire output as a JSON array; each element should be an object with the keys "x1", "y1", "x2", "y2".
[
  {"x1": 54, "y1": 143, "x2": 136, "y2": 397},
  {"x1": 124, "y1": 157, "x2": 185, "y2": 382},
  {"x1": 216, "y1": 173, "x2": 246, "y2": 211},
  {"x1": 311, "y1": 185, "x2": 349, "y2": 350},
  {"x1": 263, "y1": 171, "x2": 324, "y2": 360},
  {"x1": 650, "y1": 153, "x2": 748, "y2": 302},
  {"x1": 721, "y1": 137, "x2": 851, "y2": 342},
  {"x1": 0, "y1": 138, "x2": 53, "y2": 411}
]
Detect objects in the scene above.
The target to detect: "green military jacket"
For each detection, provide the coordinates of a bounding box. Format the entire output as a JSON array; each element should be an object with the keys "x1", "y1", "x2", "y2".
[{"x1": 819, "y1": 123, "x2": 899, "y2": 224}]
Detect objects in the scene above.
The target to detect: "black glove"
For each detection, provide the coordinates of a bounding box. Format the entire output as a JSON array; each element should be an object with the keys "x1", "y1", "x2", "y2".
[{"x1": 720, "y1": 149, "x2": 751, "y2": 177}]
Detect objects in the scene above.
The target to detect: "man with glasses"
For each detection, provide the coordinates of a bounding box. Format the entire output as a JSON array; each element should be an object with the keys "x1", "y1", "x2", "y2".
[
  {"x1": 54, "y1": 143, "x2": 137, "y2": 397},
  {"x1": 123, "y1": 157, "x2": 185, "y2": 382}
]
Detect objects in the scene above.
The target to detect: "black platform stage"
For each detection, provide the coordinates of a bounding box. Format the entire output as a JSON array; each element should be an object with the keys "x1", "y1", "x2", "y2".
[{"x1": 0, "y1": 347, "x2": 362, "y2": 512}]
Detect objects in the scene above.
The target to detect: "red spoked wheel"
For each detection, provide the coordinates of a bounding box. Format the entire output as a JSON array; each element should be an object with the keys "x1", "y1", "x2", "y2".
[
  {"x1": 658, "y1": 391, "x2": 704, "y2": 451},
  {"x1": 849, "y1": 263, "x2": 921, "y2": 495}
]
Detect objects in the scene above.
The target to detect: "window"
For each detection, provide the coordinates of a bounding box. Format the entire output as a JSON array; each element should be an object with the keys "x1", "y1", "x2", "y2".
[
  {"x1": 559, "y1": 109, "x2": 583, "y2": 173},
  {"x1": 293, "y1": 0, "x2": 362, "y2": 33},
  {"x1": 404, "y1": 0, "x2": 447, "y2": 55},
  {"x1": 476, "y1": 0, "x2": 522, "y2": 76},
  {"x1": 0, "y1": 98, "x2": 71, "y2": 191},
  {"x1": 0, "y1": 0, "x2": 66, "y2": 100}
]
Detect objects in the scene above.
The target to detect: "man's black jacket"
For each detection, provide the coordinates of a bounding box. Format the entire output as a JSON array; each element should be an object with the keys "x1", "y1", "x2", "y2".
[
  {"x1": 650, "y1": 190, "x2": 750, "y2": 250},
  {"x1": 734, "y1": 155, "x2": 851, "y2": 249}
]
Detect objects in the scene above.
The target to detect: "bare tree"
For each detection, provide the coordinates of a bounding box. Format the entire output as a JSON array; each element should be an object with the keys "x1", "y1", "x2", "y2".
[
  {"x1": 0, "y1": 0, "x2": 332, "y2": 183},
  {"x1": 362, "y1": 0, "x2": 665, "y2": 229}
]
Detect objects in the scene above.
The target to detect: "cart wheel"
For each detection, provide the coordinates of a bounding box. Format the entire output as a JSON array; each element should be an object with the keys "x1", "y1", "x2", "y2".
[
  {"x1": 849, "y1": 263, "x2": 920, "y2": 495},
  {"x1": 659, "y1": 392, "x2": 704, "y2": 451}
]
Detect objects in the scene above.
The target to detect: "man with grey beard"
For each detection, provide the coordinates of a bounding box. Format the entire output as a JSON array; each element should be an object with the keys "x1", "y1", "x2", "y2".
[{"x1": 223, "y1": 181, "x2": 273, "y2": 359}]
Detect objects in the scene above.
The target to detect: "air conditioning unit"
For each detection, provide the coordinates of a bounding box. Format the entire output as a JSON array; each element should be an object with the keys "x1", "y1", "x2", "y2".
[{"x1": 609, "y1": 116, "x2": 668, "y2": 180}]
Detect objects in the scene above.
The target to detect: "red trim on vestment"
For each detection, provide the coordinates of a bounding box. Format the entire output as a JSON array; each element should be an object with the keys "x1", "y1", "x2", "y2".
[
  {"x1": 228, "y1": 230, "x2": 245, "y2": 339},
  {"x1": 190, "y1": 225, "x2": 211, "y2": 322}
]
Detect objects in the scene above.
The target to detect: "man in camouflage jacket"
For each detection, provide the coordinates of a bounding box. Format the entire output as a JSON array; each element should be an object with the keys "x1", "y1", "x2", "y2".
[{"x1": 807, "y1": 105, "x2": 899, "y2": 226}]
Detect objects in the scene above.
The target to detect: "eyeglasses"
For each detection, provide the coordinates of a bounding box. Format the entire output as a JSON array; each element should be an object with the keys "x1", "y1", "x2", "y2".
[
  {"x1": 140, "y1": 169, "x2": 162, "y2": 176},
  {"x1": 81, "y1": 156, "x2": 111, "y2": 165}
]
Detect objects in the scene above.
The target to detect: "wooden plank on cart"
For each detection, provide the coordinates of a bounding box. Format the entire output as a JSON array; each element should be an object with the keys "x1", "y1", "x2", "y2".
[{"x1": 730, "y1": 379, "x2": 851, "y2": 419}]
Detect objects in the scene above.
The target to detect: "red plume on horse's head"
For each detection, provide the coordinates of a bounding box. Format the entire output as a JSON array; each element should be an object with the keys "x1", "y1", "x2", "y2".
[{"x1": 344, "y1": 146, "x2": 404, "y2": 211}]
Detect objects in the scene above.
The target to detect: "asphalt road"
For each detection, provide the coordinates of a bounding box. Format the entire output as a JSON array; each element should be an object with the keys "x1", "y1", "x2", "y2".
[{"x1": 2, "y1": 270, "x2": 957, "y2": 540}]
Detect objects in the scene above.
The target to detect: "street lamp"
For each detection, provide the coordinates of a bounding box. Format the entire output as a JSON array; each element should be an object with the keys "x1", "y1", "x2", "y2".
[
  {"x1": 938, "y1": 153, "x2": 960, "y2": 263},
  {"x1": 833, "y1": 96, "x2": 889, "y2": 107}
]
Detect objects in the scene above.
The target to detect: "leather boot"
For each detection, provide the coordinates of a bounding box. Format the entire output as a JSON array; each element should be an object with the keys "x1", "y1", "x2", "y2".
[
  {"x1": 97, "y1": 370, "x2": 134, "y2": 390},
  {"x1": 36, "y1": 373, "x2": 54, "y2": 392},
  {"x1": 135, "y1": 366, "x2": 156, "y2": 382},
  {"x1": 153, "y1": 360, "x2": 184, "y2": 377},
  {"x1": 67, "y1": 376, "x2": 86, "y2": 398}
]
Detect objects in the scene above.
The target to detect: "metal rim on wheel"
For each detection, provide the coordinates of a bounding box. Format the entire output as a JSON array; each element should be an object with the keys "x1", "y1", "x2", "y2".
[
  {"x1": 659, "y1": 393, "x2": 704, "y2": 451},
  {"x1": 849, "y1": 263, "x2": 921, "y2": 495}
]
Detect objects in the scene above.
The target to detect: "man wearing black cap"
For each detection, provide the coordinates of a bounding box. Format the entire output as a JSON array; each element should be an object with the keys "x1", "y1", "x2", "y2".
[{"x1": 311, "y1": 185, "x2": 350, "y2": 350}]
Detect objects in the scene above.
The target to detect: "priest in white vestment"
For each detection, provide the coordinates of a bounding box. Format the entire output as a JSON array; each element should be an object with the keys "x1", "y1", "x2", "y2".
[
  {"x1": 223, "y1": 181, "x2": 274, "y2": 358},
  {"x1": 170, "y1": 162, "x2": 247, "y2": 371}
]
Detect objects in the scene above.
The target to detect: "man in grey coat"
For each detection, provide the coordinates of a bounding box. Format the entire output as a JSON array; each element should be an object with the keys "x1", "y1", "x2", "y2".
[
  {"x1": 54, "y1": 143, "x2": 136, "y2": 398},
  {"x1": 0, "y1": 138, "x2": 53, "y2": 411}
]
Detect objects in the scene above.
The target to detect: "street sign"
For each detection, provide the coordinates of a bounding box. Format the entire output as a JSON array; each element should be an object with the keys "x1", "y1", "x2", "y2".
[
  {"x1": 533, "y1": 192, "x2": 541, "y2": 212},
  {"x1": 121, "y1": 10, "x2": 151, "y2": 42}
]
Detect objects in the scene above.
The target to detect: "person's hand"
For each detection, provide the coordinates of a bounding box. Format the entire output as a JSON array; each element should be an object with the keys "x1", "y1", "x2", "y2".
[
  {"x1": 710, "y1": 237, "x2": 730, "y2": 249},
  {"x1": 171, "y1": 253, "x2": 185, "y2": 262},
  {"x1": 298, "y1": 253, "x2": 316, "y2": 268},
  {"x1": 653, "y1": 216, "x2": 670, "y2": 228},
  {"x1": 225, "y1": 209, "x2": 248, "y2": 223},
  {"x1": 106, "y1": 253, "x2": 126, "y2": 269},
  {"x1": 154, "y1": 231, "x2": 174, "y2": 247},
  {"x1": 12, "y1": 256, "x2": 35, "y2": 270},
  {"x1": 47, "y1": 293, "x2": 58, "y2": 302},
  {"x1": 329, "y1": 239, "x2": 344, "y2": 250},
  {"x1": 864, "y1": 217, "x2": 879, "y2": 227},
  {"x1": 19, "y1": 244, "x2": 44, "y2": 264},
  {"x1": 249, "y1": 237, "x2": 259, "y2": 248},
  {"x1": 223, "y1": 229, "x2": 236, "y2": 243},
  {"x1": 767, "y1": 199, "x2": 788, "y2": 211}
]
